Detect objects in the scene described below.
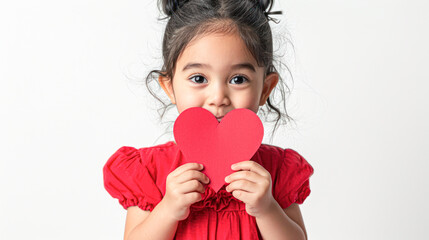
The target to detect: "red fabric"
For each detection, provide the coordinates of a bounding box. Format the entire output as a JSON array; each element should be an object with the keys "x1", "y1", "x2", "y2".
[{"x1": 103, "y1": 141, "x2": 314, "y2": 240}]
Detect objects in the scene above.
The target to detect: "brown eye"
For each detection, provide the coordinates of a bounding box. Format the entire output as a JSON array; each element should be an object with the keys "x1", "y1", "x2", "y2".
[
  {"x1": 189, "y1": 75, "x2": 207, "y2": 84},
  {"x1": 230, "y1": 75, "x2": 249, "y2": 85}
]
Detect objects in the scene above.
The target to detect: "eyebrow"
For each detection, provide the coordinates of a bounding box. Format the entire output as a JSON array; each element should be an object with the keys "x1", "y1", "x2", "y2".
[{"x1": 182, "y1": 62, "x2": 256, "y2": 72}]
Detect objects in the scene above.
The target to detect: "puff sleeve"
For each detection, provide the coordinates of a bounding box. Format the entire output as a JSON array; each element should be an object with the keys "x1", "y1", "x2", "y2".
[
  {"x1": 274, "y1": 148, "x2": 314, "y2": 209},
  {"x1": 103, "y1": 146, "x2": 163, "y2": 211}
]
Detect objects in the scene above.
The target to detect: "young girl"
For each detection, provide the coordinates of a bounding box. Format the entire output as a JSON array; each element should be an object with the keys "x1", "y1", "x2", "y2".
[{"x1": 103, "y1": 0, "x2": 314, "y2": 239}]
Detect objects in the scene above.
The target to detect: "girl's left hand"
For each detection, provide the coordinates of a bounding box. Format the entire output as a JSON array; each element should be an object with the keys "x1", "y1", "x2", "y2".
[{"x1": 225, "y1": 160, "x2": 276, "y2": 218}]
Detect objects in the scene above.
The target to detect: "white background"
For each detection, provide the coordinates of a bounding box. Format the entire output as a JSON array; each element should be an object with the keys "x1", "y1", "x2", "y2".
[{"x1": 1, "y1": 0, "x2": 428, "y2": 239}]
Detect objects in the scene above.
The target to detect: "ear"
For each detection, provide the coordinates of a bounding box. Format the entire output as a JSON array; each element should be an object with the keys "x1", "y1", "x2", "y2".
[
  {"x1": 158, "y1": 73, "x2": 176, "y2": 105},
  {"x1": 259, "y1": 72, "x2": 279, "y2": 106}
]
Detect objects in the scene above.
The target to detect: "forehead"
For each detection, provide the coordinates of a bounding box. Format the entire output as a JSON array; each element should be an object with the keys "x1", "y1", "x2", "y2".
[{"x1": 176, "y1": 32, "x2": 258, "y2": 69}]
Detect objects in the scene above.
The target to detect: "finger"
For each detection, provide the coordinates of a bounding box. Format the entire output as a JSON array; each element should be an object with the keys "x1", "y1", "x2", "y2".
[
  {"x1": 183, "y1": 192, "x2": 203, "y2": 204},
  {"x1": 225, "y1": 170, "x2": 261, "y2": 184},
  {"x1": 231, "y1": 161, "x2": 269, "y2": 177},
  {"x1": 231, "y1": 190, "x2": 252, "y2": 203},
  {"x1": 179, "y1": 179, "x2": 206, "y2": 194},
  {"x1": 226, "y1": 179, "x2": 258, "y2": 193},
  {"x1": 176, "y1": 170, "x2": 210, "y2": 184},
  {"x1": 171, "y1": 163, "x2": 203, "y2": 178}
]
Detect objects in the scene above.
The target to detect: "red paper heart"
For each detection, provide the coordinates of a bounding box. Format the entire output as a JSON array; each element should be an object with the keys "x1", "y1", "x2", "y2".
[{"x1": 173, "y1": 107, "x2": 263, "y2": 192}]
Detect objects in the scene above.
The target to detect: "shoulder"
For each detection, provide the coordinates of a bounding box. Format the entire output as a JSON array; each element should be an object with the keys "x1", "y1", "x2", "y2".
[
  {"x1": 254, "y1": 144, "x2": 307, "y2": 170},
  {"x1": 137, "y1": 141, "x2": 179, "y2": 166},
  {"x1": 103, "y1": 141, "x2": 178, "y2": 175},
  {"x1": 255, "y1": 144, "x2": 313, "y2": 171},
  {"x1": 258, "y1": 144, "x2": 314, "y2": 208},
  {"x1": 258, "y1": 143, "x2": 285, "y2": 156},
  {"x1": 103, "y1": 142, "x2": 177, "y2": 210},
  {"x1": 254, "y1": 144, "x2": 314, "y2": 198}
]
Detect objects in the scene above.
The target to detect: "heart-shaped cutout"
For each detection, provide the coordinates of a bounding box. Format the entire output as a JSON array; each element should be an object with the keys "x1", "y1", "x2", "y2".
[{"x1": 173, "y1": 107, "x2": 263, "y2": 192}]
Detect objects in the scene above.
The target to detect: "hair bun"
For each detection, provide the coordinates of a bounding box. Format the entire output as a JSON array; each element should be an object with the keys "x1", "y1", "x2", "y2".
[
  {"x1": 161, "y1": 0, "x2": 280, "y2": 19},
  {"x1": 257, "y1": 0, "x2": 271, "y2": 12},
  {"x1": 161, "y1": 0, "x2": 188, "y2": 17},
  {"x1": 255, "y1": 0, "x2": 282, "y2": 22}
]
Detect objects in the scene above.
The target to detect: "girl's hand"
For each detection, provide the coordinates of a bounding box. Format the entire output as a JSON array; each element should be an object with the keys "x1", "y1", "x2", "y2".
[
  {"x1": 161, "y1": 163, "x2": 210, "y2": 221},
  {"x1": 225, "y1": 161, "x2": 276, "y2": 218}
]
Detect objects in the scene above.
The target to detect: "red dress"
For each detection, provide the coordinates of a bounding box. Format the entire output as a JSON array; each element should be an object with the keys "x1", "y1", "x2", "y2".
[{"x1": 103, "y1": 141, "x2": 314, "y2": 239}]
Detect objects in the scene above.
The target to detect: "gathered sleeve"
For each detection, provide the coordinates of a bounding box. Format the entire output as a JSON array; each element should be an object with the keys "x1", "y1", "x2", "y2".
[
  {"x1": 103, "y1": 146, "x2": 163, "y2": 211},
  {"x1": 273, "y1": 148, "x2": 314, "y2": 209}
]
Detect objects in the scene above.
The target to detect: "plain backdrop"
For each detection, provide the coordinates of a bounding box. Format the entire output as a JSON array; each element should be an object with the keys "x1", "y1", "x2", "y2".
[{"x1": 1, "y1": 0, "x2": 428, "y2": 239}]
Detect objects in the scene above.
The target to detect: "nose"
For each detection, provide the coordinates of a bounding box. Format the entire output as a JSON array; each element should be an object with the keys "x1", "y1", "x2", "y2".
[{"x1": 207, "y1": 81, "x2": 230, "y2": 108}]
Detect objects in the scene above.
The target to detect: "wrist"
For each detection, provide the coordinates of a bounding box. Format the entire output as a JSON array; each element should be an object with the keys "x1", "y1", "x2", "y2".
[
  {"x1": 255, "y1": 198, "x2": 281, "y2": 220},
  {"x1": 156, "y1": 199, "x2": 180, "y2": 223}
]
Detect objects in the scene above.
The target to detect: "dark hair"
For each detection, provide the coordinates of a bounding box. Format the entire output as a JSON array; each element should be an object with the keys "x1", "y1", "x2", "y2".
[{"x1": 145, "y1": 0, "x2": 296, "y2": 143}]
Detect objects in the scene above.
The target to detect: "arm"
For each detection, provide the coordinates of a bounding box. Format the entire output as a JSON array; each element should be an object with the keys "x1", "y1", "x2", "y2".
[
  {"x1": 125, "y1": 201, "x2": 179, "y2": 240},
  {"x1": 224, "y1": 161, "x2": 309, "y2": 240},
  {"x1": 124, "y1": 163, "x2": 209, "y2": 240},
  {"x1": 255, "y1": 202, "x2": 307, "y2": 240}
]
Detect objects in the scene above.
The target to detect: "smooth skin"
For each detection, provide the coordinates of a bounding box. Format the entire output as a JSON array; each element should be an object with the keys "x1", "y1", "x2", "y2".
[
  {"x1": 124, "y1": 31, "x2": 308, "y2": 240},
  {"x1": 125, "y1": 163, "x2": 209, "y2": 240}
]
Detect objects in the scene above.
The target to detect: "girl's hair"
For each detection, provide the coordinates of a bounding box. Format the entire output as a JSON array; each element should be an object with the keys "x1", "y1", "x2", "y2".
[{"x1": 145, "y1": 0, "x2": 296, "y2": 143}]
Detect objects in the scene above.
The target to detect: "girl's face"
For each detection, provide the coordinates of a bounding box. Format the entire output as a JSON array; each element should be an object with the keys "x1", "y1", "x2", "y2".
[{"x1": 159, "y1": 32, "x2": 279, "y2": 121}]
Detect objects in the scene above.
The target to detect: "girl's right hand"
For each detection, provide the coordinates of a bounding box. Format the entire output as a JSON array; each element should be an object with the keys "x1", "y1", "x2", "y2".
[{"x1": 161, "y1": 163, "x2": 210, "y2": 221}]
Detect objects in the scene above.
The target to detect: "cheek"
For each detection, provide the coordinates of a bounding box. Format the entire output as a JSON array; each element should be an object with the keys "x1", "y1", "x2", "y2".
[
  {"x1": 233, "y1": 89, "x2": 261, "y2": 112},
  {"x1": 175, "y1": 88, "x2": 205, "y2": 112}
]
